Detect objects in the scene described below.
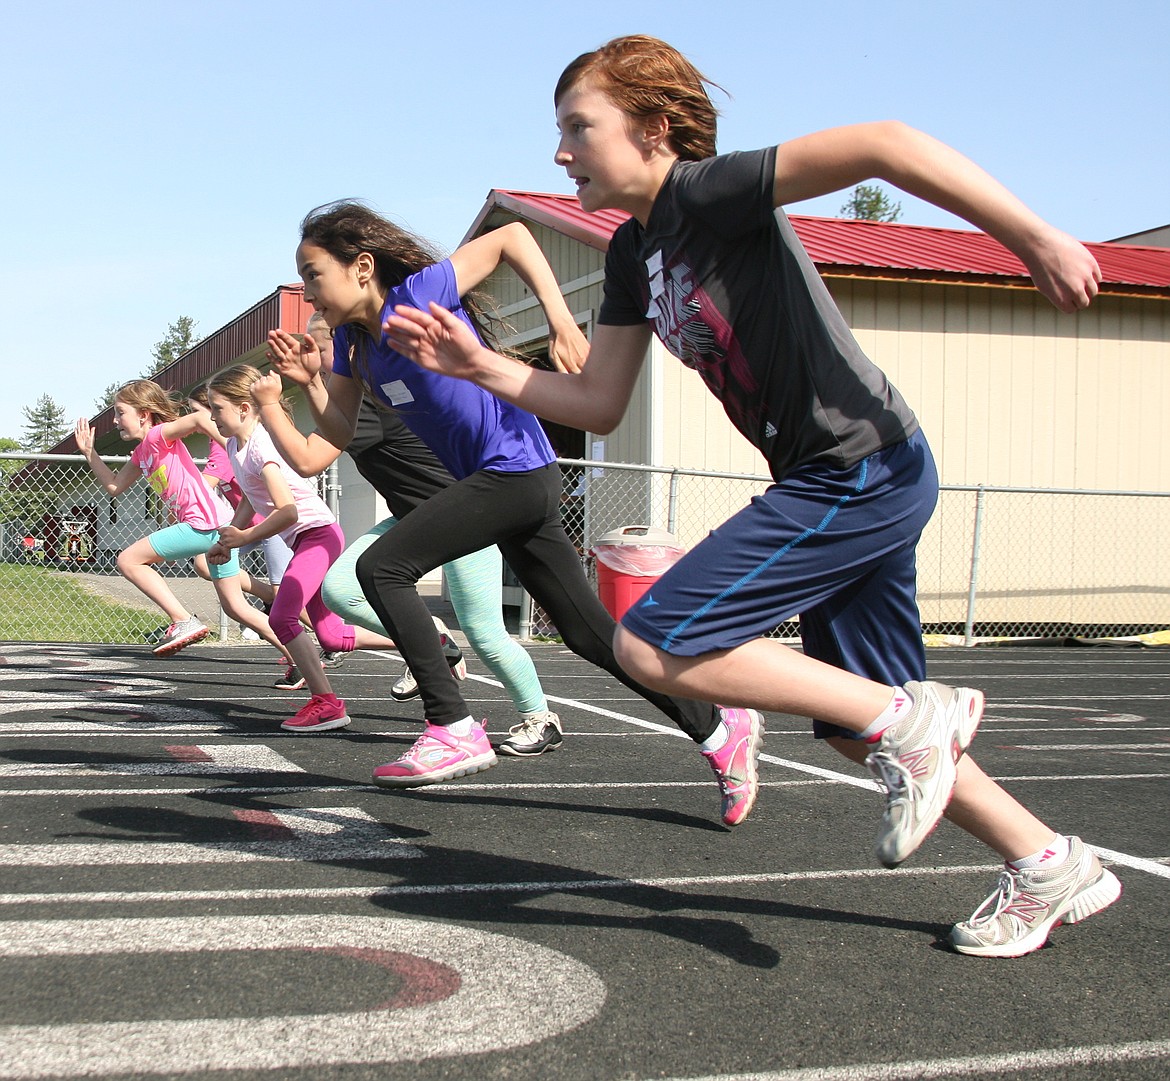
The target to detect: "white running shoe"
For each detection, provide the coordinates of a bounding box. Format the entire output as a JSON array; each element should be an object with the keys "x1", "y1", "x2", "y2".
[
  {"x1": 950, "y1": 837, "x2": 1121, "y2": 957},
  {"x1": 866, "y1": 680, "x2": 983, "y2": 867}
]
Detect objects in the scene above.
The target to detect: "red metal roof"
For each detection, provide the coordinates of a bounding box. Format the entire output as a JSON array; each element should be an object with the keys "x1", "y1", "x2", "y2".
[
  {"x1": 54, "y1": 285, "x2": 314, "y2": 453},
  {"x1": 487, "y1": 190, "x2": 1170, "y2": 294}
]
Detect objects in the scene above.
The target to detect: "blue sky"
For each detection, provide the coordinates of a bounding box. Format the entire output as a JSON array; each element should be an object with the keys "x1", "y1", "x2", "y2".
[{"x1": 4, "y1": 0, "x2": 1166, "y2": 443}]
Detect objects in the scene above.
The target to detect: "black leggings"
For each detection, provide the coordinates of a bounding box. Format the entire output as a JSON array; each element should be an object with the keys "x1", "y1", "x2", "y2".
[{"x1": 354, "y1": 464, "x2": 717, "y2": 740}]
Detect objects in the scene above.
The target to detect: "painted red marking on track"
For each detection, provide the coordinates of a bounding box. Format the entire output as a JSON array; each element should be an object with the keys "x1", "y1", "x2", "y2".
[
  {"x1": 165, "y1": 745, "x2": 214, "y2": 762},
  {"x1": 307, "y1": 947, "x2": 462, "y2": 1010},
  {"x1": 232, "y1": 809, "x2": 298, "y2": 841}
]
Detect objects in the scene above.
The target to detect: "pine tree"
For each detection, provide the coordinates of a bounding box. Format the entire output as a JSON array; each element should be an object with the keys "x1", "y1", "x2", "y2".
[
  {"x1": 149, "y1": 315, "x2": 200, "y2": 374},
  {"x1": 839, "y1": 183, "x2": 902, "y2": 222},
  {"x1": 20, "y1": 394, "x2": 68, "y2": 452}
]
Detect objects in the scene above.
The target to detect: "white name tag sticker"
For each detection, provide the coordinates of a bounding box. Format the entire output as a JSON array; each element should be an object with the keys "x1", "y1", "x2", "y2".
[{"x1": 380, "y1": 380, "x2": 415, "y2": 406}]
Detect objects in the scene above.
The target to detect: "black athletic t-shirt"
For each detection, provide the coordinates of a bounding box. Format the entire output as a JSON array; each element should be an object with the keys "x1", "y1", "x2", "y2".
[
  {"x1": 346, "y1": 398, "x2": 454, "y2": 519},
  {"x1": 599, "y1": 146, "x2": 918, "y2": 481}
]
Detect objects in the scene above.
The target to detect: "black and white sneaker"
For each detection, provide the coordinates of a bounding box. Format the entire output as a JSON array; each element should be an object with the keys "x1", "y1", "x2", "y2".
[
  {"x1": 390, "y1": 634, "x2": 467, "y2": 702},
  {"x1": 273, "y1": 663, "x2": 307, "y2": 691},
  {"x1": 319, "y1": 649, "x2": 345, "y2": 669},
  {"x1": 498, "y1": 711, "x2": 563, "y2": 756},
  {"x1": 390, "y1": 666, "x2": 420, "y2": 701}
]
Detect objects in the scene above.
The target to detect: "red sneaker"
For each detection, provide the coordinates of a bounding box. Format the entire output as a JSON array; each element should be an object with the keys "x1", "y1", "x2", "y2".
[{"x1": 281, "y1": 694, "x2": 350, "y2": 733}]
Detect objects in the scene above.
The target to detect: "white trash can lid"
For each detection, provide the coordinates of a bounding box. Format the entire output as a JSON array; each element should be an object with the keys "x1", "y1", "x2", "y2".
[{"x1": 594, "y1": 525, "x2": 679, "y2": 547}]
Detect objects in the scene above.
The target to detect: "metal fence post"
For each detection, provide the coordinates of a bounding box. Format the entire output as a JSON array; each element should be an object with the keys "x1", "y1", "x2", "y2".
[
  {"x1": 964, "y1": 485, "x2": 987, "y2": 647},
  {"x1": 668, "y1": 469, "x2": 680, "y2": 535},
  {"x1": 518, "y1": 589, "x2": 534, "y2": 643}
]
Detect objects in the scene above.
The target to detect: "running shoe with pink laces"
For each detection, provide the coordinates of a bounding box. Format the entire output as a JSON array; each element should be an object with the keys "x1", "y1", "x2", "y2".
[
  {"x1": 701, "y1": 706, "x2": 765, "y2": 827},
  {"x1": 280, "y1": 694, "x2": 350, "y2": 733},
  {"x1": 866, "y1": 680, "x2": 983, "y2": 868},
  {"x1": 372, "y1": 721, "x2": 496, "y2": 788}
]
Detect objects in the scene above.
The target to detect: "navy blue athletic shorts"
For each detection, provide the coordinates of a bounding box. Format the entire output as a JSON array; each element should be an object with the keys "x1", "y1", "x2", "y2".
[{"x1": 619, "y1": 431, "x2": 937, "y2": 739}]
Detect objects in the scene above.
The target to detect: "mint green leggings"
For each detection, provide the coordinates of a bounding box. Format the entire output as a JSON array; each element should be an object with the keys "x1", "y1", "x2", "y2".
[{"x1": 321, "y1": 515, "x2": 547, "y2": 715}]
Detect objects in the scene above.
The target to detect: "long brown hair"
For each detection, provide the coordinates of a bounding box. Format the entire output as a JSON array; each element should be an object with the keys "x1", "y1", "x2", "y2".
[
  {"x1": 114, "y1": 380, "x2": 180, "y2": 425},
  {"x1": 299, "y1": 201, "x2": 512, "y2": 408},
  {"x1": 554, "y1": 35, "x2": 722, "y2": 162}
]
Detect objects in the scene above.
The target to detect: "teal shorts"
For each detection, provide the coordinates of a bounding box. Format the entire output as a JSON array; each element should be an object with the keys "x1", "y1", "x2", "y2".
[{"x1": 147, "y1": 523, "x2": 239, "y2": 580}]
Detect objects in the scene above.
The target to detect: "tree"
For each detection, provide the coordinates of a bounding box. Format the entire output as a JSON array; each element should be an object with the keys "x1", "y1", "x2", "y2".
[
  {"x1": 20, "y1": 395, "x2": 68, "y2": 452},
  {"x1": 149, "y1": 315, "x2": 200, "y2": 375},
  {"x1": 94, "y1": 382, "x2": 121, "y2": 413},
  {"x1": 839, "y1": 183, "x2": 902, "y2": 223},
  {"x1": 90, "y1": 315, "x2": 203, "y2": 411}
]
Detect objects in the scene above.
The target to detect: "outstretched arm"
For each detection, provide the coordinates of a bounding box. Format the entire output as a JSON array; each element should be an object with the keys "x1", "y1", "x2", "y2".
[
  {"x1": 773, "y1": 121, "x2": 1100, "y2": 313},
  {"x1": 74, "y1": 419, "x2": 139, "y2": 496},
  {"x1": 251, "y1": 370, "x2": 344, "y2": 478},
  {"x1": 448, "y1": 222, "x2": 589, "y2": 373},
  {"x1": 160, "y1": 410, "x2": 219, "y2": 444},
  {"x1": 384, "y1": 304, "x2": 649, "y2": 434},
  {"x1": 266, "y1": 329, "x2": 360, "y2": 448}
]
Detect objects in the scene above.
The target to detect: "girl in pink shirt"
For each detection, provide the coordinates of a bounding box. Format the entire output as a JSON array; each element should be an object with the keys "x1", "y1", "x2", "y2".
[{"x1": 75, "y1": 379, "x2": 286, "y2": 658}]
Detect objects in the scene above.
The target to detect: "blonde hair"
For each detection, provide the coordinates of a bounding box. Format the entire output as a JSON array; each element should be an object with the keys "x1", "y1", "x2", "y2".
[
  {"x1": 554, "y1": 35, "x2": 721, "y2": 162},
  {"x1": 207, "y1": 364, "x2": 293, "y2": 420},
  {"x1": 305, "y1": 311, "x2": 332, "y2": 351},
  {"x1": 114, "y1": 380, "x2": 180, "y2": 425}
]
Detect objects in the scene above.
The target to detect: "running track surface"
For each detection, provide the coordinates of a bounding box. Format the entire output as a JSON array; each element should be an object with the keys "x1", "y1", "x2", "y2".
[{"x1": 0, "y1": 640, "x2": 1166, "y2": 1080}]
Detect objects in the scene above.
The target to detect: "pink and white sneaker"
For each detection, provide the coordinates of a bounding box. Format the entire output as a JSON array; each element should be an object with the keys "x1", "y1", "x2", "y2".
[
  {"x1": 701, "y1": 706, "x2": 765, "y2": 827},
  {"x1": 281, "y1": 694, "x2": 350, "y2": 733},
  {"x1": 372, "y1": 721, "x2": 497, "y2": 788}
]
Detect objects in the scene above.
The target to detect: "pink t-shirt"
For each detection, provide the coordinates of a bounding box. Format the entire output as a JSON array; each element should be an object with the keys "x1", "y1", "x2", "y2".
[
  {"x1": 131, "y1": 424, "x2": 233, "y2": 531},
  {"x1": 228, "y1": 424, "x2": 335, "y2": 545},
  {"x1": 201, "y1": 442, "x2": 245, "y2": 509}
]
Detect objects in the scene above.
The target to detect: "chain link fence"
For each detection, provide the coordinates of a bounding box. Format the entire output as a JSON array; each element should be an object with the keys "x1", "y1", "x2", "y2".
[
  {"x1": 3, "y1": 452, "x2": 1168, "y2": 646},
  {"x1": 522, "y1": 459, "x2": 1170, "y2": 645},
  {"x1": 0, "y1": 452, "x2": 289, "y2": 645}
]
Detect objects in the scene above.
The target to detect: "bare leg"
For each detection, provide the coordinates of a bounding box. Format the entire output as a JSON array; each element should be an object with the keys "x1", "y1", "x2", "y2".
[
  {"x1": 826, "y1": 736, "x2": 1055, "y2": 861},
  {"x1": 352, "y1": 626, "x2": 397, "y2": 650},
  {"x1": 196, "y1": 552, "x2": 276, "y2": 608},
  {"x1": 212, "y1": 576, "x2": 291, "y2": 661},
  {"x1": 117, "y1": 539, "x2": 189, "y2": 624},
  {"x1": 614, "y1": 628, "x2": 891, "y2": 733},
  {"x1": 283, "y1": 631, "x2": 333, "y2": 698}
]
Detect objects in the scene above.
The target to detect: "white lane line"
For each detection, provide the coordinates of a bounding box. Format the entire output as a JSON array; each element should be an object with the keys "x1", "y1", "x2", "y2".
[
  {"x1": 990, "y1": 743, "x2": 1170, "y2": 751},
  {"x1": 0, "y1": 807, "x2": 423, "y2": 866},
  {"x1": 0, "y1": 745, "x2": 303, "y2": 777},
  {"x1": 1, "y1": 772, "x2": 1166, "y2": 799},
  {"x1": 3, "y1": 725, "x2": 1170, "y2": 740},
  {"x1": 0, "y1": 915, "x2": 605, "y2": 1076},
  {"x1": 989, "y1": 773, "x2": 1168, "y2": 781},
  {"x1": 3, "y1": 851, "x2": 1166, "y2": 906},
  {"x1": 654, "y1": 1039, "x2": 1170, "y2": 1080},
  {"x1": 1087, "y1": 846, "x2": 1170, "y2": 879},
  {"x1": 0, "y1": 861, "x2": 1011, "y2": 905}
]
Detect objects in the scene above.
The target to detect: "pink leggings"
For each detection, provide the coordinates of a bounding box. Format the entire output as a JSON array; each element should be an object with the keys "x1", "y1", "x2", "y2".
[{"x1": 269, "y1": 523, "x2": 356, "y2": 652}]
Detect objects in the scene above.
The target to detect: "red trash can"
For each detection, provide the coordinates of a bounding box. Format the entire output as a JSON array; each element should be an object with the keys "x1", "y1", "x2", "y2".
[{"x1": 591, "y1": 525, "x2": 686, "y2": 620}]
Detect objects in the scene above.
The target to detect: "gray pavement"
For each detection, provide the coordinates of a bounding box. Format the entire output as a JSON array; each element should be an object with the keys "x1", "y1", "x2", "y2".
[{"x1": 0, "y1": 638, "x2": 1167, "y2": 1080}]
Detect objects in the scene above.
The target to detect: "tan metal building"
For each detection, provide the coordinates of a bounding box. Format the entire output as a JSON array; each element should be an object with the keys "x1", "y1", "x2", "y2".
[
  {"x1": 465, "y1": 192, "x2": 1170, "y2": 630},
  {"x1": 58, "y1": 194, "x2": 1170, "y2": 631}
]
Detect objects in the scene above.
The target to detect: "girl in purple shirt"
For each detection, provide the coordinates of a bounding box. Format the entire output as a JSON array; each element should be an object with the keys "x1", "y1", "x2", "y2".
[{"x1": 267, "y1": 202, "x2": 752, "y2": 815}]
